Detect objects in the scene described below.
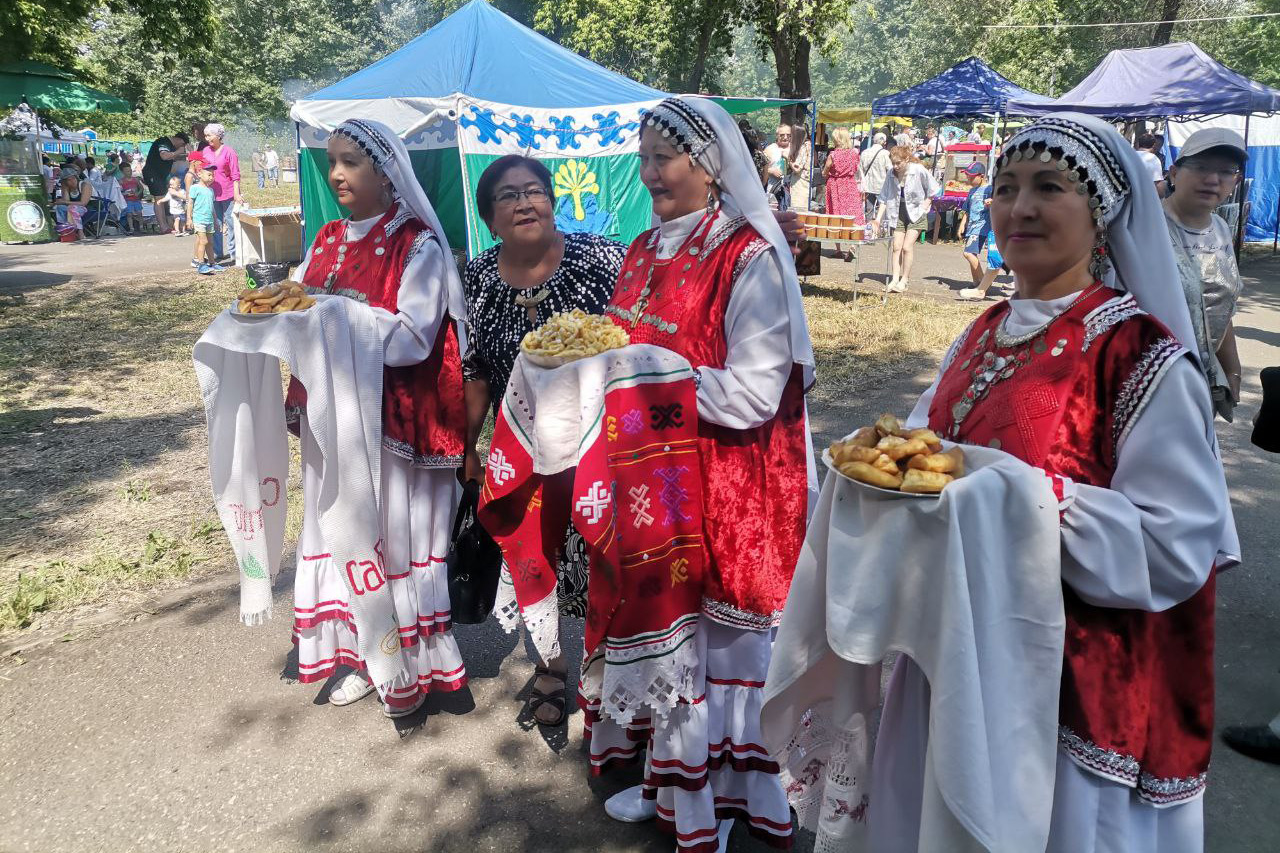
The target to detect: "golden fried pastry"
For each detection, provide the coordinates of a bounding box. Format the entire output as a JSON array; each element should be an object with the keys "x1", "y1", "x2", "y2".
[
  {"x1": 830, "y1": 442, "x2": 881, "y2": 466},
  {"x1": 847, "y1": 426, "x2": 879, "y2": 448},
  {"x1": 237, "y1": 282, "x2": 315, "y2": 314},
  {"x1": 908, "y1": 450, "x2": 955, "y2": 473},
  {"x1": 875, "y1": 434, "x2": 907, "y2": 451},
  {"x1": 875, "y1": 413, "x2": 903, "y2": 437},
  {"x1": 882, "y1": 438, "x2": 930, "y2": 461},
  {"x1": 871, "y1": 453, "x2": 900, "y2": 475},
  {"x1": 901, "y1": 468, "x2": 954, "y2": 494},
  {"x1": 838, "y1": 460, "x2": 904, "y2": 490},
  {"x1": 907, "y1": 428, "x2": 943, "y2": 452}
]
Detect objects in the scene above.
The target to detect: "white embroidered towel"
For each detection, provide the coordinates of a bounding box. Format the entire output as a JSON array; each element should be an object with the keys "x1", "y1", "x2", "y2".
[{"x1": 193, "y1": 296, "x2": 407, "y2": 691}]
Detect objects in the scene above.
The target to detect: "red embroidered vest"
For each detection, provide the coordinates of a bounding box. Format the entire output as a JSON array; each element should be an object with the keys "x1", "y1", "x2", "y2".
[
  {"x1": 606, "y1": 214, "x2": 808, "y2": 628},
  {"x1": 285, "y1": 204, "x2": 465, "y2": 467},
  {"x1": 928, "y1": 286, "x2": 1214, "y2": 806}
]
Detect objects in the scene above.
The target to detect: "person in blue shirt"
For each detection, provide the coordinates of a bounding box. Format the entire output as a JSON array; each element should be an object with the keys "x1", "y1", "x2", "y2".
[{"x1": 956, "y1": 161, "x2": 999, "y2": 300}]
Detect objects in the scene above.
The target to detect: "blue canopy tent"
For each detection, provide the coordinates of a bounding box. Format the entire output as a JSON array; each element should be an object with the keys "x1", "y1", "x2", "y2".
[
  {"x1": 872, "y1": 57, "x2": 1054, "y2": 118},
  {"x1": 1008, "y1": 42, "x2": 1280, "y2": 243},
  {"x1": 871, "y1": 57, "x2": 1053, "y2": 173},
  {"x1": 290, "y1": 0, "x2": 807, "y2": 254}
]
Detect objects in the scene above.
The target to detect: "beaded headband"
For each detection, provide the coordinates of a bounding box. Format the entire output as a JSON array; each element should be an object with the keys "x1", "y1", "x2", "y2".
[
  {"x1": 642, "y1": 97, "x2": 717, "y2": 163},
  {"x1": 332, "y1": 119, "x2": 396, "y2": 174},
  {"x1": 995, "y1": 116, "x2": 1130, "y2": 225}
]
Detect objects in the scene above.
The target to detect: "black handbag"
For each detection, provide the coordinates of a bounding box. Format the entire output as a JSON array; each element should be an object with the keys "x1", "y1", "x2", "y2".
[
  {"x1": 1251, "y1": 366, "x2": 1280, "y2": 453},
  {"x1": 446, "y1": 479, "x2": 503, "y2": 624}
]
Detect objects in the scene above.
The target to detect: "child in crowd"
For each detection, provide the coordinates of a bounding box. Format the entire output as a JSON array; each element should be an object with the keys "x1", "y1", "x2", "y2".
[
  {"x1": 189, "y1": 157, "x2": 222, "y2": 274},
  {"x1": 118, "y1": 164, "x2": 148, "y2": 234},
  {"x1": 158, "y1": 176, "x2": 188, "y2": 235},
  {"x1": 55, "y1": 173, "x2": 91, "y2": 239},
  {"x1": 956, "y1": 161, "x2": 999, "y2": 300}
]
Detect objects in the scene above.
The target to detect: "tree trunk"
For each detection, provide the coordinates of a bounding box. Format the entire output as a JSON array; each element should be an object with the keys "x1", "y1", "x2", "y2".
[
  {"x1": 770, "y1": 31, "x2": 811, "y2": 125},
  {"x1": 686, "y1": 10, "x2": 717, "y2": 92},
  {"x1": 1151, "y1": 0, "x2": 1180, "y2": 45}
]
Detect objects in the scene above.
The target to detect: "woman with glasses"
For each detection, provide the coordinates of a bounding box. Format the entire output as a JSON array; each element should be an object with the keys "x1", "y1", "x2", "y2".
[
  {"x1": 462, "y1": 155, "x2": 628, "y2": 726},
  {"x1": 1163, "y1": 128, "x2": 1248, "y2": 420}
]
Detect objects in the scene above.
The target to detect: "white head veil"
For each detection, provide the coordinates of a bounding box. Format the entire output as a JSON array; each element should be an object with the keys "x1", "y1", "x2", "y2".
[
  {"x1": 641, "y1": 96, "x2": 815, "y2": 384},
  {"x1": 331, "y1": 118, "x2": 468, "y2": 335},
  {"x1": 995, "y1": 113, "x2": 1198, "y2": 360}
]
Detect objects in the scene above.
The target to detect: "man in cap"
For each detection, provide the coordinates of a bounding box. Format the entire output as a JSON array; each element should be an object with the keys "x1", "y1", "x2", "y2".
[{"x1": 1162, "y1": 127, "x2": 1248, "y2": 419}]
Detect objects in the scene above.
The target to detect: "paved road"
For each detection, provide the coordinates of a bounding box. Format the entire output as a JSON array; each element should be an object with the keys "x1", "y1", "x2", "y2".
[
  {"x1": 1, "y1": 251, "x2": 1278, "y2": 852},
  {"x1": 0, "y1": 232, "x2": 200, "y2": 294}
]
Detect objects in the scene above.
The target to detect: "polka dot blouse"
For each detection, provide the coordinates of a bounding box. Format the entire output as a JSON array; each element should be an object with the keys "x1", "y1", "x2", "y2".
[{"x1": 462, "y1": 232, "x2": 626, "y2": 405}]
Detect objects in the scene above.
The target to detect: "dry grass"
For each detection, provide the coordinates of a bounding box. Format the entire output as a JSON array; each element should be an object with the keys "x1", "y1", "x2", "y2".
[
  {"x1": 802, "y1": 281, "x2": 982, "y2": 403},
  {"x1": 242, "y1": 182, "x2": 300, "y2": 210},
  {"x1": 0, "y1": 270, "x2": 303, "y2": 633},
  {"x1": 0, "y1": 258, "x2": 974, "y2": 635}
]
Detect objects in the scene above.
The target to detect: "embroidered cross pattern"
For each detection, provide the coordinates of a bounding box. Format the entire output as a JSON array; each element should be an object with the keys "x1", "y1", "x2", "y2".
[
  {"x1": 669, "y1": 557, "x2": 689, "y2": 586},
  {"x1": 576, "y1": 480, "x2": 610, "y2": 525},
  {"x1": 628, "y1": 484, "x2": 654, "y2": 527},
  {"x1": 515, "y1": 558, "x2": 541, "y2": 583},
  {"x1": 488, "y1": 448, "x2": 515, "y2": 485},
  {"x1": 621, "y1": 408, "x2": 644, "y2": 435},
  {"x1": 655, "y1": 466, "x2": 691, "y2": 525},
  {"x1": 650, "y1": 402, "x2": 684, "y2": 430}
]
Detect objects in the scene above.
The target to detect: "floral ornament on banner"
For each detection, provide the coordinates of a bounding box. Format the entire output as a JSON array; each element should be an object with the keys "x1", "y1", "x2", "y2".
[{"x1": 553, "y1": 159, "x2": 618, "y2": 236}]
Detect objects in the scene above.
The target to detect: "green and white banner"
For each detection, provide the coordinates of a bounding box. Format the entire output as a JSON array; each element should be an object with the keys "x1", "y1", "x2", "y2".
[
  {"x1": 293, "y1": 95, "x2": 661, "y2": 259},
  {"x1": 454, "y1": 96, "x2": 659, "y2": 257}
]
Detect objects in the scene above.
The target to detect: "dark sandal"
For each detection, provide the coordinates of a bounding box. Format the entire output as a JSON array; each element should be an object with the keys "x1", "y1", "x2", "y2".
[{"x1": 527, "y1": 666, "x2": 568, "y2": 726}]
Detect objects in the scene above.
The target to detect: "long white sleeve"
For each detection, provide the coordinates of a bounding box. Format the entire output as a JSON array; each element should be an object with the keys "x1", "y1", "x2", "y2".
[
  {"x1": 1059, "y1": 356, "x2": 1237, "y2": 611},
  {"x1": 290, "y1": 218, "x2": 447, "y2": 368},
  {"x1": 696, "y1": 249, "x2": 794, "y2": 429},
  {"x1": 377, "y1": 236, "x2": 446, "y2": 367}
]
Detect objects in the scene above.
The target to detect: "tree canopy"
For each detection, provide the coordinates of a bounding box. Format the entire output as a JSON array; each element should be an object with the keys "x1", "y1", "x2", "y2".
[{"x1": 9, "y1": 0, "x2": 1279, "y2": 133}]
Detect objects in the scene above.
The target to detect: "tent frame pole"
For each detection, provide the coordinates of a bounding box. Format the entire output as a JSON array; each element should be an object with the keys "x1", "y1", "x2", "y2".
[
  {"x1": 1237, "y1": 112, "x2": 1250, "y2": 252},
  {"x1": 808, "y1": 98, "x2": 817, "y2": 209}
]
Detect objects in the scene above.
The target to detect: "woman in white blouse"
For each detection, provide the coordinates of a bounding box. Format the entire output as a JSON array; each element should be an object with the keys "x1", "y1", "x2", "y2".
[{"x1": 874, "y1": 146, "x2": 940, "y2": 293}]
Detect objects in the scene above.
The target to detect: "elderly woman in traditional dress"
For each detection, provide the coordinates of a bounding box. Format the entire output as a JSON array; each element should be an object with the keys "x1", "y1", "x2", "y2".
[
  {"x1": 283, "y1": 118, "x2": 470, "y2": 717},
  {"x1": 463, "y1": 155, "x2": 627, "y2": 726},
  {"x1": 591, "y1": 95, "x2": 814, "y2": 852},
  {"x1": 875, "y1": 114, "x2": 1238, "y2": 851}
]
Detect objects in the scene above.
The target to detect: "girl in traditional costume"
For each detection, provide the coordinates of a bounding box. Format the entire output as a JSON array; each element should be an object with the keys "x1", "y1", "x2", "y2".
[
  {"x1": 284, "y1": 118, "x2": 470, "y2": 717},
  {"x1": 877, "y1": 113, "x2": 1239, "y2": 851},
  {"x1": 592, "y1": 96, "x2": 815, "y2": 851}
]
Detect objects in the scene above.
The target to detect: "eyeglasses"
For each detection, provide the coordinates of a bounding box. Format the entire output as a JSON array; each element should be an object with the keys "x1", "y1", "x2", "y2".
[
  {"x1": 1180, "y1": 161, "x2": 1242, "y2": 179},
  {"x1": 493, "y1": 187, "x2": 550, "y2": 207}
]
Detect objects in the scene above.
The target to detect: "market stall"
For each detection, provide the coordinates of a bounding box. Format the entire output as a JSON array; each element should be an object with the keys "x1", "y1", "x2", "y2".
[{"x1": 1009, "y1": 42, "x2": 1280, "y2": 245}]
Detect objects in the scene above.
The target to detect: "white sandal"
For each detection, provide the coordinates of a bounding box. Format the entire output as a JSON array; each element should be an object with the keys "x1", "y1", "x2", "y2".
[
  {"x1": 328, "y1": 672, "x2": 374, "y2": 707},
  {"x1": 383, "y1": 691, "x2": 427, "y2": 719}
]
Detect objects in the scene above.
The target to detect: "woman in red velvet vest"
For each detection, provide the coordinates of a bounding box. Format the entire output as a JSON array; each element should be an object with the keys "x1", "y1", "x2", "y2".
[
  {"x1": 284, "y1": 119, "x2": 469, "y2": 719},
  {"x1": 873, "y1": 115, "x2": 1239, "y2": 851},
  {"x1": 590, "y1": 96, "x2": 816, "y2": 852}
]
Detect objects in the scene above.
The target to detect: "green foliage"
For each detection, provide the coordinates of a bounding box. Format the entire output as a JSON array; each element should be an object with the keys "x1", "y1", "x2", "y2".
[{"x1": 1, "y1": 0, "x2": 214, "y2": 87}]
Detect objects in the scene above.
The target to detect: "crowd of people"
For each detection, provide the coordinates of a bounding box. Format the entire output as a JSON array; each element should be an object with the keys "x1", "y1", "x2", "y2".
[
  {"x1": 40, "y1": 121, "x2": 250, "y2": 274},
  {"x1": 189, "y1": 95, "x2": 1274, "y2": 853}
]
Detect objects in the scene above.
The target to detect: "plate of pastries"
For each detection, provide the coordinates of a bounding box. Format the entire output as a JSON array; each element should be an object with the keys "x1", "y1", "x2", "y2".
[
  {"x1": 232, "y1": 282, "x2": 318, "y2": 316},
  {"x1": 825, "y1": 413, "x2": 965, "y2": 496},
  {"x1": 521, "y1": 309, "x2": 631, "y2": 368}
]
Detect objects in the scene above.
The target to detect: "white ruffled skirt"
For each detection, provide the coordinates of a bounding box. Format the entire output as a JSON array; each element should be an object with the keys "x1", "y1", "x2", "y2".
[
  {"x1": 584, "y1": 618, "x2": 793, "y2": 851},
  {"x1": 292, "y1": 421, "x2": 467, "y2": 711}
]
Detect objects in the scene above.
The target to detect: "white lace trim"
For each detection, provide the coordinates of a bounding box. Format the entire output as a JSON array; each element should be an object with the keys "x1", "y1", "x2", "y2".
[
  {"x1": 776, "y1": 705, "x2": 875, "y2": 852},
  {"x1": 494, "y1": 561, "x2": 562, "y2": 665},
  {"x1": 580, "y1": 615, "x2": 701, "y2": 726}
]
